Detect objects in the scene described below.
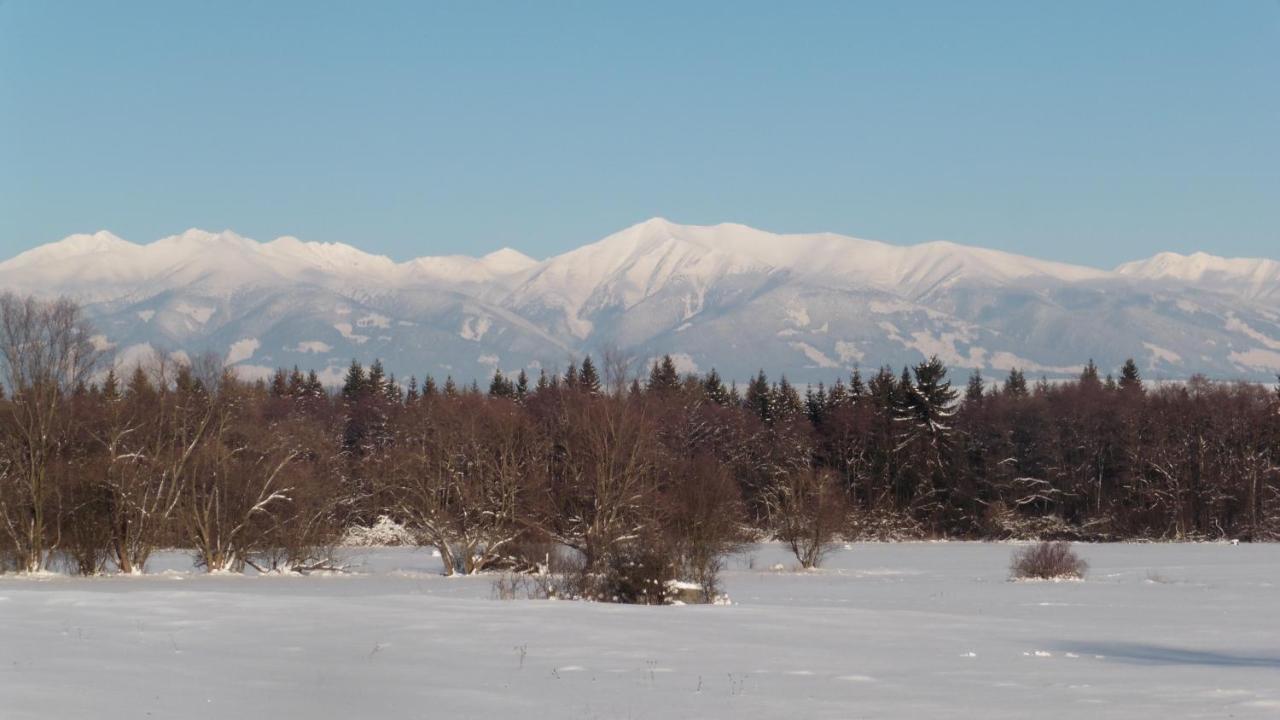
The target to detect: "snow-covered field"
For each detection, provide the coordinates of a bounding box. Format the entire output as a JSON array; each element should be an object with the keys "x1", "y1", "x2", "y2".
[{"x1": 2, "y1": 543, "x2": 1278, "y2": 719}]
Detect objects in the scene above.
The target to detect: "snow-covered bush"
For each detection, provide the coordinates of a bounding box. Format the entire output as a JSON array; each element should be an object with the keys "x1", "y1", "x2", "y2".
[
  {"x1": 1010, "y1": 541, "x2": 1087, "y2": 580},
  {"x1": 341, "y1": 516, "x2": 419, "y2": 547}
]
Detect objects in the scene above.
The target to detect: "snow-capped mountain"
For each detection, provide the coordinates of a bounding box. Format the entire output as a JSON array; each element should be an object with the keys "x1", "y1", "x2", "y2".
[{"x1": 2, "y1": 219, "x2": 1278, "y2": 384}]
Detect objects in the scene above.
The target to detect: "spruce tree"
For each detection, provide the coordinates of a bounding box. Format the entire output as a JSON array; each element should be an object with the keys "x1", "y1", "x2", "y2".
[
  {"x1": 270, "y1": 368, "x2": 289, "y2": 398},
  {"x1": 367, "y1": 359, "x2": 387, "y2": 398},
  {"x1": 422, "y1": 375, "x2": 438, "y2": 397},
  {"x1": 744, "y1": 370, "x2": 773, "y2": 422},
  {"x1": 405, "y1": 376, "x2": 419, "y2": 404},
  {"x1": 1003, "y1": 368, "x2": 1028, "y2": 397},
  {"x1": 443, "y1": 376, "x2": 457, "y2": 397},
  {"x1": 515, "y1": 369, "x2": 529, "y2": 402},
  {"x1": 1119, "y1": 358, "x2": 1143, "y2": 394},
  {"x1": 304, "y1": 369, "x2": 324, "y2": 397},
  {"x1": 579, "y1": 356, "x2": 601, "y2": 395},
  {"x1": 849, "y1": 367, "x2": 867, "y2": 398},
  {"x1": 702, "y1": 368, "x2": 729, "y2": 405},
  {"x1": 489, "y1": 370, "x2": 515, "y2": 398},
  {"x1": 647, "y1": 355, "x2": 681, "y2": 396},
  {"x1": 287, "y1": 366, "x2": 306, "y2": 396},
  {"x1": 341, "y1": 360, "x2": 366, "y2": 402},
  {"x1": 964, "y1": 370, "x2": 985, "y2": 404},
  {"x1": 101, "y1": 368, "x2": 121, "y2": 401},
  {"x1": 1080, "y1": 359, "x2": 1102, "y2": 389}
]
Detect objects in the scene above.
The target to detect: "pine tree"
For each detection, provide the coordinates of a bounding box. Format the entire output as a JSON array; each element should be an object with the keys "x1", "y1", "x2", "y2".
[
  {"x1": 563, "y1": 361, "x2": 579, "y2": 389},
  {"x1": 805, "y1": 383, "x2": 828, "y2": 425},
  {"x1": 383, "y1": 373, "x2": 402, "y2": 404},
  {"x1": 270, "y1": 368, "x2": 289, "y2": 398},
  {"x1": 304, "y1": 369, "x2": 324, "y2": 397},
  {"x1": 1080, "y1": 359, "x2": 1102, "y2": 389},
  {"x1": 964, "y1": 370, "x2": 985, "y2": 404},
  {"x1": 579, "y1": 356, "x2": 601, "y2": 395},
  {"x1": 535, "y1": 369, "x2": 549, "y2": 394},
  {"x1": 849, "y1": 367, "x2": 867, "y2": 398},
  {"x1": 515, "y1": 369, "x2": 529, "y2": 402},
  {"x1": 127, "y1": 366, "x2": 152, "y2": 399},
  {"x1": 101, "y1": 368, "x2": 120, "y2": 401},
  {"x1": 341, "y1": 360, "x2": 366, "y2": 402},
  {"x1": 702, "y1": 368, "x2": 729, "y2": 405},
  {"x1": 489, "y1": 370, "x2": 515, "y2": 398},
  {"x1": 773, "y1": 377, "x2": 803, "y2": 422},
  {"x1": 744, "y1": 370, "x2": 773, "y2": 422},
  {"x1": 1119, "y1": 358, "x2": 1143, "y2": 394},
  {"x1": 1003, "y1": 368, "x2": 1028, "y2": 397},
  {"x1": 287, "y1": 366, "x2": 306, "y2": 397},
  {"x1": 443, "y1": 376, "x2": 457, "y2": 397},
  {"x1": 405, "y1": 376, "x2": 419, "y2": 404},
  {"x1": 367, "y1": 359, "x2": 387, "y2": 398},
  {"x1": 422, "y1": 375, "x2": 438, "y2": 397},
  {"x1": 895, "y1": 356, "x2": 959, "y2": 521},
  {"x1": 647, "y1": 355, "x2": 681, "y2": 396}
]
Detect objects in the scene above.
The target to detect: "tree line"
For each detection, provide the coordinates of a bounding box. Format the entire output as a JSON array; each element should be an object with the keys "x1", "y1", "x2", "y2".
[{"x1": 2, "y1": 293, "x2": 1278, "y2": 590}]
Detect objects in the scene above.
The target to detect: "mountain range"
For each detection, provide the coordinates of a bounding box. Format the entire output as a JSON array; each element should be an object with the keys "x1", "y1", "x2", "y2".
[{"x1": 2, "y1": 218, "x2": 1278, "y2": 385}]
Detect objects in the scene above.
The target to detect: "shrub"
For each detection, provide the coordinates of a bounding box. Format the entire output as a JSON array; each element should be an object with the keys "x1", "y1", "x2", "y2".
[
  {"x1": 1010, "y1": 541, "x2": 1087, "y2": 580},
  {"x1": 768, "y1": 468, "x2": 848, "y2": 569},
  {"x1": 341, "y1": 515, "x2": 419, "y2": 547}
]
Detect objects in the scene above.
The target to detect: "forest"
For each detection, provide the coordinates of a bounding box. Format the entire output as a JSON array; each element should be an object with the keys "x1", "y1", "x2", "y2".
[{"x1": 2, "y1": 293, "x2": 1278, "y2": 595}]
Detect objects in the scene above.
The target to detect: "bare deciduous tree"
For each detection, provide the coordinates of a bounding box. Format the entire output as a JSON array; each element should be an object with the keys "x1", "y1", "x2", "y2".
[{"x1": 0, "y1": 294, "x2": 102, "y2": 571}]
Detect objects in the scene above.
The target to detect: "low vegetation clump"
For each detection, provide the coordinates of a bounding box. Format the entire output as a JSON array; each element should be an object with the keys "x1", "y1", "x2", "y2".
[{"x1": 1010, "y1": 541, "x2": 1088, "y2": 580}]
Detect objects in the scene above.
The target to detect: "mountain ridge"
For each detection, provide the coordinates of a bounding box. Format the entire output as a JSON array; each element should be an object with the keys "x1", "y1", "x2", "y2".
[{"x1": 2, "y1": 219, "x2": 1278, "y2": 384}]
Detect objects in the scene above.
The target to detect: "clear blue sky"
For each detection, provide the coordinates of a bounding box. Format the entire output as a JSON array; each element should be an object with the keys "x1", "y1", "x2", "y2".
[{"x1": 2, "y1": 1, "x2": 1276, "y2": 266}]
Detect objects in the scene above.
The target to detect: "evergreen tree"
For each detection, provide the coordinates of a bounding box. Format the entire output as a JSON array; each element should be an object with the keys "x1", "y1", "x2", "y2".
[
  {"x1": 515, "y1": 369, "x2": 529, "y2": 402},
  {"x1": 443, "y1": 376, "x2": 457, "y2": 397},
  {"x1": 422, "y1": 375, "x2": 438, "y2": 397},
  {"x1": 367, "y1": 359, "x2": 387, "y2": 398},
  {"x1": 127, "y1": 366, "x2": 152, "y2": 399},
  {"x1": 1080, "y1": 359, "x2": 1102, "y2": 388},
  {"x1": 702, "y1": 368, "x2": 729, "y2": 405},
  {"x1": 304, "y1": 369, "x2": 324, "y2": 397},
  {"x1": 383, "y1": 373, "x2": 402, "y2": 404},
  {"x1": 827, "y1": 378, "x2": 849, "y2": 409},
  {"x1": 341, "y1": 360, "x2": 366, "y2": 402},
  {"x1": 1034, "y1": 376, "x2": 1051, "y2": 395},
  {"x1": 744, "y1": 370, "x2": 773, "y2": 422},
  {"x1": 773, "y1": 376, "x2": 803, "y2": 420},
  {"x1": 579, "y1": 356, "x2": 601, "y2": 395},
  {"x1": 964, "y1": 370, "x2": 985, "y2": 404},
  {"x1": 489, "y1": 370, "x2": 515, "y2": 398},
  {"x1": 535, "y1": 369, "x2": 549, "y2": 394},
  {"x1": 563, "y1": 361, "x2": 579, "y2": 389},
  {"x1": 894, "y1": 356, "x2": 959, "y2": 520},
  {"x1": 647, "y1": 355, "x2": 681, "y2": 396},
  {"x1": 849, "y1": 367, "x2": 867, "y2": 398},
  {"x1": 1119, "y1": 358, "x2": 1143, "y2": 394},
  {"x1": 1003, "y1": 368, "x2": 1028, "y2": 397},
  {"x1": 270, "y1": 368, "x2": 289, "y2": 398},
  {"x1": 805, "y1": 383, "x2": 829, "y2": 425},
  {"x1": 405, "y1": 376, "x2": 419, "y2": 404},
  {"x1": 101, "y1": 368, "x2": 120, "y2": 401},
  {"x1": 287, "y1": 366, "x2": 306, "y2": 396}
]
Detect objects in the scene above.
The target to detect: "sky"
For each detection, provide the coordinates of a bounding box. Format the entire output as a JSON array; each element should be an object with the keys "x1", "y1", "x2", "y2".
[{"x1": 1, "y1": 1, "x2": 1276, "y2": 267}]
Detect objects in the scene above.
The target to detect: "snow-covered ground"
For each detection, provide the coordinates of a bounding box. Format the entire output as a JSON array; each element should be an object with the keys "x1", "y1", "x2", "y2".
[{"x1": 2, "y1": 542, "x2": 1278, "y2": 719}]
